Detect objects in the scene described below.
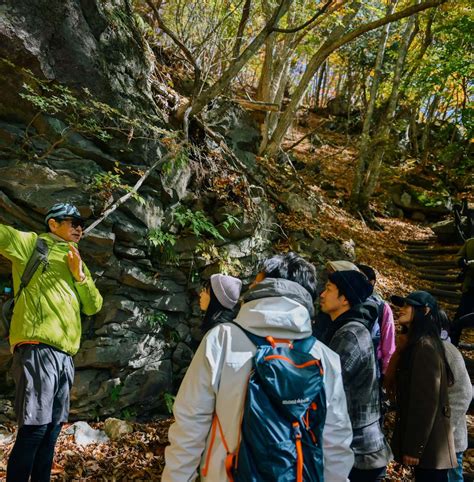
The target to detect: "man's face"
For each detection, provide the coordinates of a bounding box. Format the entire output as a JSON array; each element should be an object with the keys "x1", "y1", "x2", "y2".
[
  {"x1": 49, "y1": 217, "x2": 84, "y2": 243},
  {"x1": 320, "y1": 281, "x2": 348, "y2": 319}
]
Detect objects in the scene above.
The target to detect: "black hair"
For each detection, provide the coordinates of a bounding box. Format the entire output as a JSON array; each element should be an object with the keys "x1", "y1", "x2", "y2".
[
  {"x1": 437, "y1": 309, "x2": 451, "y2": 333},
  {"x1": 261, "y1": 252, "x2": 318, "y2": 301},
  {"x1": 357, "y1": 264, "x2": 376, "y2": 283},
  {"x1": 201, "y1": 285, "x2": 228, "y2": 334},
  {"x1": 401, "y1": 305, "x2": 454, "y2": 386}
]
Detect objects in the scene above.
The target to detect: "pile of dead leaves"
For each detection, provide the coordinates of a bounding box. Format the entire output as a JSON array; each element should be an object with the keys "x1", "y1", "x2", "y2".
[
  {"x1": 0, "y1": 420, "x2": 170, "y2": 481},
  {"x1": 0, "y1": 414, "x2": 472, "y2": 480}
]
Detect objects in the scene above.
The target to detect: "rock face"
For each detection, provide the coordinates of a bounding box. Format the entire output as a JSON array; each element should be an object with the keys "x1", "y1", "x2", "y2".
[
  {"x1": 0, "y1": 117, "x2": 278, "y2": 419},
  {"x1": 0, "y1": 0, "x2": 345, "y2": 421},
  {"x1": 0, "y1": 0, "x2": 156, "y2": 118},
  {"x1": 388, "y1": 182, "x2": 452, "y2": 220}
]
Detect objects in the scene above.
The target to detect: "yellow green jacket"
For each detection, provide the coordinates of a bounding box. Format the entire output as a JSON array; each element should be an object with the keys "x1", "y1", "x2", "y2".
[{"x1": 0, "y1": 224, "x2": 103, "y2": 355}]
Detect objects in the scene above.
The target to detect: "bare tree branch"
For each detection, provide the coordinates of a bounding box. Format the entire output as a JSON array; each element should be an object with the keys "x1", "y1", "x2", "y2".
[
  {"x1": 194, "y1": 0, "x2": 246, "y2": 55},
  {"x1": 145, "y1": 0, "x2": 202, "y2": 95},
  {"x1": 273, "y1": 0, "x2": 334, "y2": 33},
  {"x1": 233, "y1": 0, "x2": 252, "y2": 58},
  {"x1": 83, "y1": 145, "x2": 184, "y2": 237},
  {"x1": 190, "y1": 0, "x2": 293, "y2": 116}
]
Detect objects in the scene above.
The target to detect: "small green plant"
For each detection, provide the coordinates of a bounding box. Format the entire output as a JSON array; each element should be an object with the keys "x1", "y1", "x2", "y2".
[
  {"x1": 148, "y1": 228, "x2": 177, "y2": 250},
  {"x1": 110, "y1": 384, "x2": 123, "y2": 403},
  {"x1": 121, "y1": 408, "x2": 137, "y2": 421},
  {"x1": 90, "y1": 161, "x2": 145, "y2": 211},
  {"x1": 415, "y1": 190, "x2": 450, "y2": 208},
  {"x1": 146, "y1": 311, "x2": 168, "y2": 328},
  {"x1": 222, "y1": 214, "x2": 240, "y2": 233},
  {"x1": 163, "y1": 392, "x2": 176, "y2": 414},
  {"x1": 174, "y1": 207, "x2": 224, "y2": 240},
  {"x1": 217, "y1": 252, "x2": 243, "y2": 277},
  {"x1": 161, "y1": 146, "x2": 190, "y2": 174},
  {"x1": 1, "y1": 58, "x2": 171, "y2": 163},
  {"x1": 148, "y1": 228, "x2": 178, "y2": 262}
]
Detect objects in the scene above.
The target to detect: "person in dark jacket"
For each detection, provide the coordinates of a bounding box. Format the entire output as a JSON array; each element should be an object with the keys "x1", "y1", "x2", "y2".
[
  {"x1": 455, "y1": 237, "x2": 474, "y2": 320},
  {"x1": 390, "y1": 291, "x2": 457, "y2": 482},
  {"x1": 320, "y1": 270, "x2": 392, "y2": 482},
  {"x1": 199, "y1": 274, "x2": 242, "y2": 334}
]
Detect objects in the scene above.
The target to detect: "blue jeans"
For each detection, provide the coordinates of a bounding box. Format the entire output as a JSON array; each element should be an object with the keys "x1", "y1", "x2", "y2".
[{"x1": 447, "y1": 452, "x2": 464, "y2": 482}]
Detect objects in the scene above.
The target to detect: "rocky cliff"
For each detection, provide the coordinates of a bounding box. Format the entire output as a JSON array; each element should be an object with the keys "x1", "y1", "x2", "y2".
[{"x1": 0, "y1": 0, "x2": 347, "y2": 420}]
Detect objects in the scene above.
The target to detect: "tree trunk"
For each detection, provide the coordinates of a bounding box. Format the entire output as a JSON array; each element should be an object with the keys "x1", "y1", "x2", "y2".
[
  {"x1": 232, "y1": 0, "x2": 252, "y2": 59},
  {"x1": 190, "y1": 0, "x2": 293, "y2": 117},
  {"x1": 264, "y1": 1, "x2": 362, "y2": 156},
  {"x1": 350, "y1": 0, "x2": 398, "y2": 207},
  {"x1": 420, "y1": 94, "x2": 440, "y2": 163},
  {"x1": 257, "y1": 4, "x2": 297, "y2": 153},
  {"x1": 314, "y1": 62, "x2": 327, "y2": 108},
  {"x1": 358, "y1": 9, "x2": 419, "y2": 211},
  {"x1": 263, "y1": 0, "x2": 445, "y2": 157},
  {"x1": 409, "y1": 106, "x2": 420, "y2": 156}
]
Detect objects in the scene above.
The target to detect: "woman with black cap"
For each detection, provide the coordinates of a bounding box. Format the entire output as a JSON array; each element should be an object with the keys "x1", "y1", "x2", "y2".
[{"x1": 388, "y1": 291, "x2": 457, "y2": 481}]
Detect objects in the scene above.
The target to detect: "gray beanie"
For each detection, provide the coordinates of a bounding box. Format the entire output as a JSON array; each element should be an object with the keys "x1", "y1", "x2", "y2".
[{"x1": 210, "y1": 274, "x2": 242, "y2": 309}]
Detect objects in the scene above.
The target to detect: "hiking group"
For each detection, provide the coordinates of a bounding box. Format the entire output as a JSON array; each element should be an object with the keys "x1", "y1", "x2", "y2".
[{"x1": 0, "y1": 204, "x2": 472, "y2": 482}]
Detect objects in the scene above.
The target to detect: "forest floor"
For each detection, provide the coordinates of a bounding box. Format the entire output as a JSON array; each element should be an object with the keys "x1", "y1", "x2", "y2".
[{"x1": 0, "y1": 114, "x2": 471, "y2": 480}]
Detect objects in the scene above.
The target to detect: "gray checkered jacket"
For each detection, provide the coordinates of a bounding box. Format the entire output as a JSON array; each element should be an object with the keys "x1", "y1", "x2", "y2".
[{"x1": 329, "y1": 304, "x2": 388, "y2": 463}]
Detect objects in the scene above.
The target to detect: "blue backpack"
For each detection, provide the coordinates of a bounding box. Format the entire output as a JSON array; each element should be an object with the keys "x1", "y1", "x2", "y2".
[{"x1": 204, "y1": 325, "x2": 327, "y2": 481}]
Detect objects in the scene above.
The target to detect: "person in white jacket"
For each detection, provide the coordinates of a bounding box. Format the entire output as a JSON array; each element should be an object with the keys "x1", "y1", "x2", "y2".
[{"x1": 163, "y1": 252, "x2": 354, "y2": 482}]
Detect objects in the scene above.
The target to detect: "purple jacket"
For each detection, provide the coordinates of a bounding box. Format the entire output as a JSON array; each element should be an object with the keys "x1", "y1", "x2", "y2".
[{"x1": 377, "y1": 302, "x2": 396, "y2": 375}]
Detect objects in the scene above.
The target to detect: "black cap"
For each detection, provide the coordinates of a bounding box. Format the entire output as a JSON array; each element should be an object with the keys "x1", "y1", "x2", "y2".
[
  {"x1": 328, "y1": 270, "x2": 374, "y2": 307},
  {"x1": 391, "y1": 291, "x2": 438, "y2": 311}
]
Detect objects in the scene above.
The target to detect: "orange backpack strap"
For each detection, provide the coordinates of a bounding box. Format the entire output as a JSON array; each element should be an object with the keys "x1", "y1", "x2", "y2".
[
  {"x1": 201, "y1": 415, "x2": 218, "y2": 477},
  {"x1": 201, "y1": 413, "x2": 236, "y2": 480}
]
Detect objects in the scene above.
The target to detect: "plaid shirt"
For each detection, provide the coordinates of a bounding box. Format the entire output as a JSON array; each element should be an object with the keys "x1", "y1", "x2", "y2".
[{"x1": 329, "y1": 314, "x2": 389, "y2": 467}]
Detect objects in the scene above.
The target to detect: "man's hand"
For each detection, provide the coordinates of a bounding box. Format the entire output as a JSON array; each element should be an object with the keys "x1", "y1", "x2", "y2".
[
  {"x1": 402, "y1": 455, "x2": 420, "y2": 466},
  {"x1": 67, "y1": 244, "x2": 85, "y2": 282}
]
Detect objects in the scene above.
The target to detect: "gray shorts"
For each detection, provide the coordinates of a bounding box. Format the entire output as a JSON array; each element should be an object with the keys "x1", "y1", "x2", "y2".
[{"x1": 11, "y1": 344, "x2": 74, "y2": 427}]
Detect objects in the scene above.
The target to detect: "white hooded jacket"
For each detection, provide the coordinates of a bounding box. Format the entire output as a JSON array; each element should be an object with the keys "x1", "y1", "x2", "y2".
[{"x1": 163, "y1": 278, "x2": 354, "y2": 481}]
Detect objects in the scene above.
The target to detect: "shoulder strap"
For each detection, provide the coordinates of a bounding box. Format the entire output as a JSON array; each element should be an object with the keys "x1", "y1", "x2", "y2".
[
  {"x1": 17, "y1": 238, "x2": 49, "y2": 296},
  {"x1": 227, "y1": 321, "x2": 316, "y2": 352},
  {"x1": 376, "y1": 300, "x2": 385, "y2": 325}
]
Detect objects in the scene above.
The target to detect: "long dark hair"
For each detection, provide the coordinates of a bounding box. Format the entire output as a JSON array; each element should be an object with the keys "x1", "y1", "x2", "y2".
[
  {"x1": 401, "y1": 305, "x2": 454, "y2": 385},
  {"x1": 201, "y1": 286, "x2": 227, "y2": 334}
]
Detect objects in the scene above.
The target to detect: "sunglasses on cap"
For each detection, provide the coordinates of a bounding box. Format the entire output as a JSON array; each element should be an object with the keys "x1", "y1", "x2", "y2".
[{"x1": 56, "y1": 217, "x2": 85, "y2": 229}]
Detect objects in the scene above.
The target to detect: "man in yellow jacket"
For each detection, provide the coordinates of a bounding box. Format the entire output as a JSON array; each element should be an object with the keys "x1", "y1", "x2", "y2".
[{"x1": 0, "y1": 203, "x2": 103, "y2": 481}]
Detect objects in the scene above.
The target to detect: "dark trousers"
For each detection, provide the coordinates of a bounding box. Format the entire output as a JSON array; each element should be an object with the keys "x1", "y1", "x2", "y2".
[
  {"x1": 7, "y1": 423, "x2": 62, "y2": 482},
  {"x1": 454, "y1": 288, "x2": 474, "y2": 320},
  {"x1": 414, "y1": 467, "x2": 448, "y2": 482},
  {"x1": 450, "y1": 312, "x2": 474, "y2": 346},
  {"x1": 349, "y1": 466, "x2": 386, "y2": 482}
]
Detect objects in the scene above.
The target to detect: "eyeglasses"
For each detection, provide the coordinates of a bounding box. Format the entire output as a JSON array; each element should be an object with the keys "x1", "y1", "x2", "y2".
[{"x1": 57, "y1": 217, "x2": 85, "y2": 229}]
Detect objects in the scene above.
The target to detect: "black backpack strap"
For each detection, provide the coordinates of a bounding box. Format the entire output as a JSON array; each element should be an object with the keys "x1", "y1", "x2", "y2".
[
  {"x1": 376, "y1": 300, "x2": 385, "y2": 327},
  {"x1": 17, "y1": 238, "x2": 49, "y2": 296}
]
